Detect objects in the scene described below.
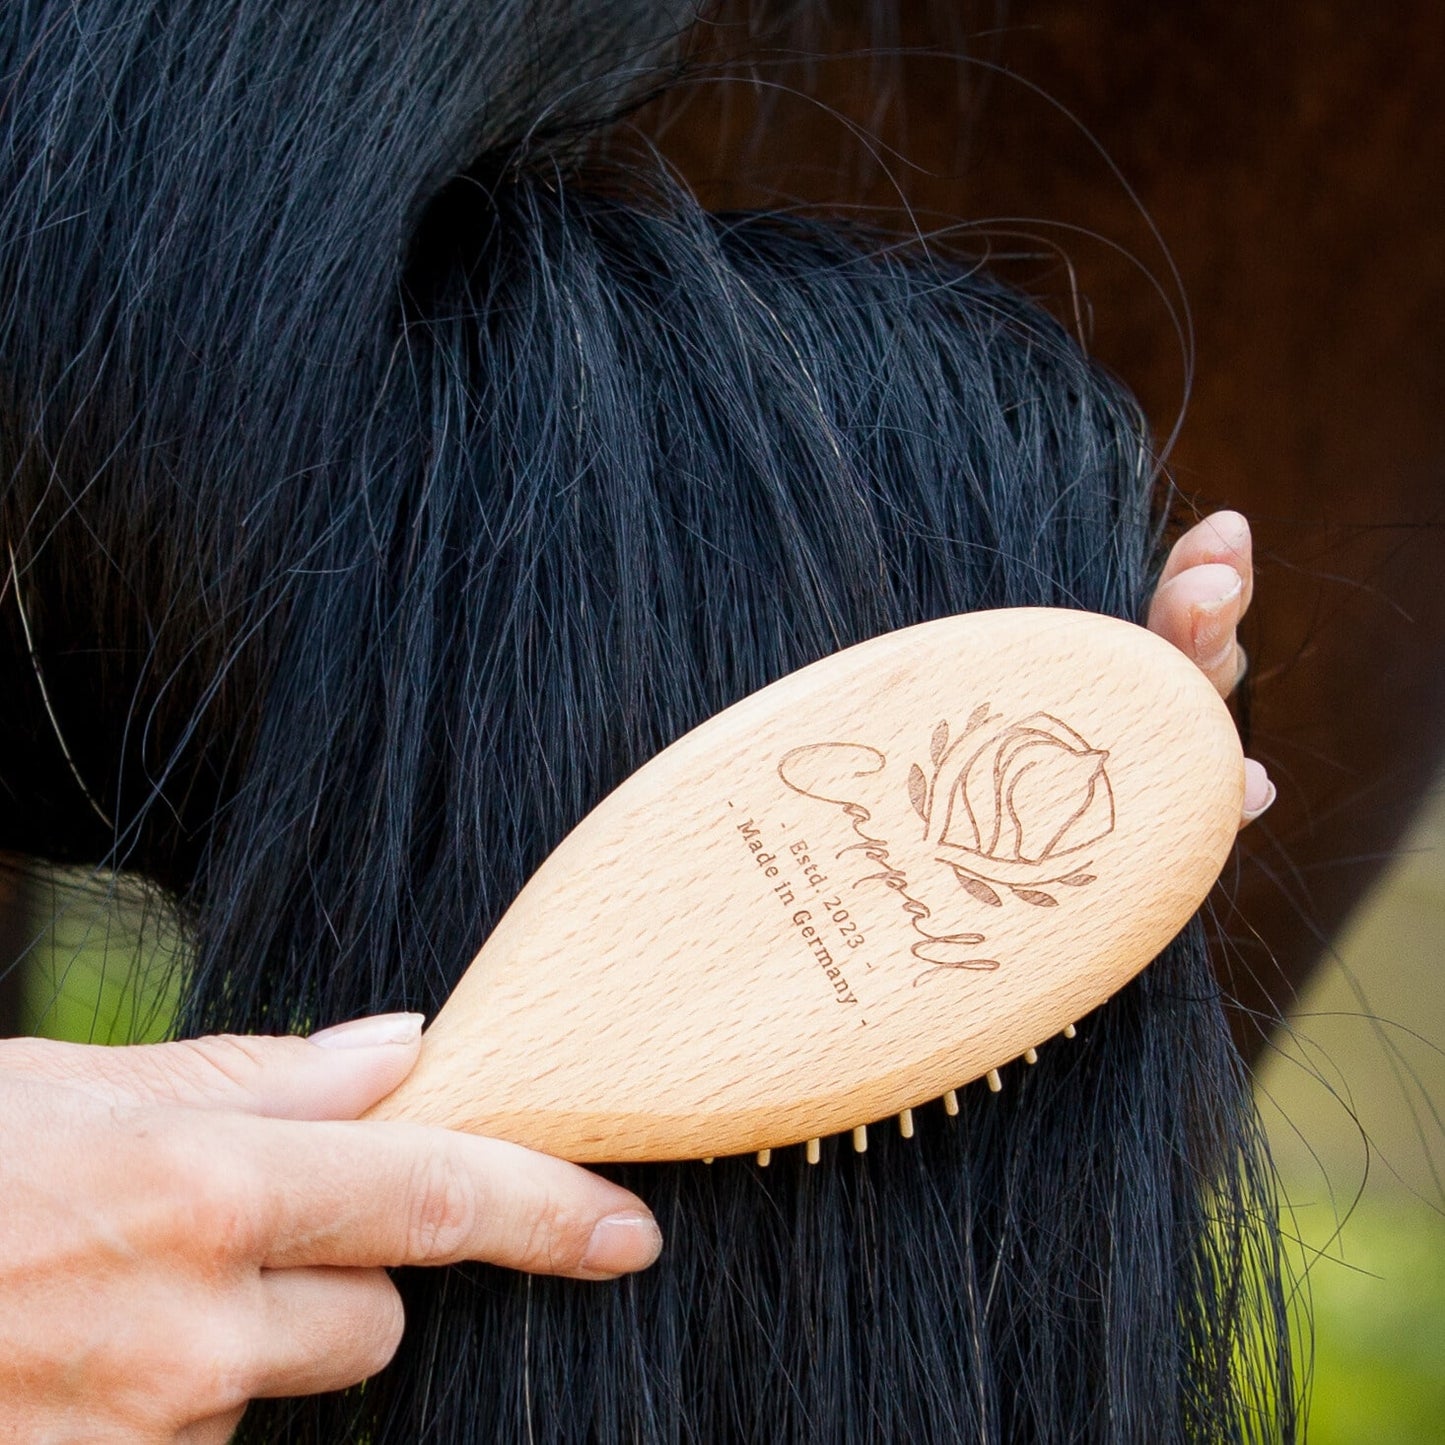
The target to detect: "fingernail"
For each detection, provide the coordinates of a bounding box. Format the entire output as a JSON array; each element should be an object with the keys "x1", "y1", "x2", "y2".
[
  {"x1": 1241, "y1": 760, "x2": 1276, "y2": 822},
  {"x1": 1191, "y1": 565, "x2": 1244, "y2": 662},
  {"x1": 308, "y1": 1012, "x2": 425, "y2": 1049},
  {"x1": 580, "y1": 1211, "x2": 664, "y2": 1277},
  {"x1": 1206, "y1": 510, "x2": 1250, "y2": 553}
]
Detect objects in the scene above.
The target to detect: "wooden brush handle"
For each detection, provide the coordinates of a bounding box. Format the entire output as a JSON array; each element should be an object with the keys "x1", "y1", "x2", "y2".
[{"x1": 369, "y1": 609, "x2": 1242, "y2": 1161}]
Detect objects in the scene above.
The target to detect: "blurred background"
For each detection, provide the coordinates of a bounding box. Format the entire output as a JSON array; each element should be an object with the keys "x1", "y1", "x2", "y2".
[
  {"x1": 3, "y1": 1, "x2": 1442, "y2": 1436},
  {"x1": 1257, "y1": 780, "x2": 1445, "y2": 1439}
]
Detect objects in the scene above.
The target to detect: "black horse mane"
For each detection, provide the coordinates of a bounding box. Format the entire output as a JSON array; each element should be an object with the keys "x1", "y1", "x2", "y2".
[{"x1": 0, "y1": 2, "x2": 1296, "y2": 1439}]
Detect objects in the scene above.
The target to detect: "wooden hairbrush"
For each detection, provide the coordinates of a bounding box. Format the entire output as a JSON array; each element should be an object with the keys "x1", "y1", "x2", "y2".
[{"x1": 369, "y1": 608, "x2": 1242, "y2": 1164}]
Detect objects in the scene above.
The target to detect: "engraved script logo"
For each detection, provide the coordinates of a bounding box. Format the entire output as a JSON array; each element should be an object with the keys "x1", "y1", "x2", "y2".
[{"x1": 777, "y1": 704, "x2": 1114, "y2": 978}]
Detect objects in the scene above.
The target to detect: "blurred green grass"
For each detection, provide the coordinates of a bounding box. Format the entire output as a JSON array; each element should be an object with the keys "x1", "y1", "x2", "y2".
[
  {"x1": 19, "y1": 870, "x2": 182, "y2": 1046},
  {"x1": 1284, "y1": 1198, "x2": 1445, "y2": 1444},
  {"x1": 1257, "y1": 771, "x2": 1445, "y2": 1442}
]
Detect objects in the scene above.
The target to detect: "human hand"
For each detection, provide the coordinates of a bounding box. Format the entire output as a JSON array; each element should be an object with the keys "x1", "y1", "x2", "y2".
[
  {"x1": 1145, "y1": 509, "x2": 1273, "y2": 826},
  {"x1": 0, "y1": 1015, "x2": 662, "y2": 1443}
]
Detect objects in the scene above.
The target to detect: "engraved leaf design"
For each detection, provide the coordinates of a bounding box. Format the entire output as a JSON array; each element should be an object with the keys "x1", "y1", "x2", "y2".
[
  {"x1": 1058, "y1": 872, "x2": 1096, "y2": 886},
  {"x1": 965, "y1": 702, "x2": 992, "y2": 733},
  {"x1": 907, "y1": 763, "x2": 929, "y2": 820},
  {"x1": 1013, "y1": 888, "x2": 1059, "y2": 907},
  {"x1": 954, "y1": 873, "x2": 1003, "y2": 907},
  {"x1": 930, "y1": 719, "x2": 949, "y2": 766}
]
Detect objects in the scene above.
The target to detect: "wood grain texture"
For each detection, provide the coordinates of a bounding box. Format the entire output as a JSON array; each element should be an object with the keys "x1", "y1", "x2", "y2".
[{"x1": 370, "y1": 608, "x2": 1242, "y2": 1160}]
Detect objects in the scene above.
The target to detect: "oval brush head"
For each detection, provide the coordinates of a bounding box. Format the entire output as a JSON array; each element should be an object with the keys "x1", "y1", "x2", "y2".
[{"x1": 369, "y1": 608, "x2": 1243, "y2": 1162}]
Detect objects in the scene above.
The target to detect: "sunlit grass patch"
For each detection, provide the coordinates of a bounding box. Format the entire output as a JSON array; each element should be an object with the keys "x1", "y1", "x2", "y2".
[
  {"x1": 20, "y1": 869, "x2": 183, "y2": 1045},
  {"x1": 1283, "y1": 1192, "x2": 1445, "y2": 1445}
]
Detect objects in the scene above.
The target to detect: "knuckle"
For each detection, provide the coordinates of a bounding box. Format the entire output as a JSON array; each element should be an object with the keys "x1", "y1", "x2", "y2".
[
  {"x1": 515, "y1": 1193, "x2": 595, "y2": 1275},
  {"x1": 102, "y1": 1109, "x2": 223, "y2": 1250},
  {"x1": 403, "y1": 1154, "x2": 480, "y2": 1264},
  {"x1": 195, "y1": 1172, "x2": 263, "y2": 1262},
  {"x1": 156, "y1": 1127, "x2": 263, "y2": 1262},
  {"x1": 164, "y1": 1034, "x2": 273, "y2": 1107},
  {"x1": 168, "y1": 1317, "x2": 254, "y2": 1417}
]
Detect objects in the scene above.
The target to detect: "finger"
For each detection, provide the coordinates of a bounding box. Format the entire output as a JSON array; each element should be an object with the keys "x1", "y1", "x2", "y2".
[
  {"x1": 0, "y1": 1014, "x2": 425, "y2": 1121},
  {"x1": 251, "y1": 1118, "x2": 663, "y2": 1279},
  {"x1": 1146, "y1": 561, "x2": 1246, "y2": 696},
  {"x1": 1240, "y1": 757, "x2": 1276, "y2": 828},
  {"x1": 244, "y1": 1267, "x2": 404, "y2": 1400},
  {"x1": 177, "y1": 1409, "x2": 246, "y2": 1445},
  {"x1": 1157, "y1": 509, "x2": 1254, "y2": 612}
]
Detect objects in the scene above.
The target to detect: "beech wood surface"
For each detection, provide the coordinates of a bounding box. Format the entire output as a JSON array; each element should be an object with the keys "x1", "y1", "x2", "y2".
[{"x1": 370, "y1": 608, "x2": 1243, "y2": 1161}]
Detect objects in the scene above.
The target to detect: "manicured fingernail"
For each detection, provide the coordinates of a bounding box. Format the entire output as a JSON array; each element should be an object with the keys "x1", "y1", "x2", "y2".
[
  {"x1": 1241, "y1": 760, "x2": 1276, "y2": 822},
  {"x1": 580, "y1": 1211, "x2": 663, "y2": 1277},
  {"x1": 1191, "y1": 564, "x2": 1244, "y2": 663},
  {"x1": 308, "y1": 1012, "x2": 424, "y2": 1049},
  {"x1": 1205, "y1": 510, "x2": 1250, "y2": 553}
]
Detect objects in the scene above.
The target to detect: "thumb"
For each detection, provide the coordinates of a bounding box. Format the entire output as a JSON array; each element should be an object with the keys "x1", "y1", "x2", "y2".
[{"x1": 0, "y1": 1012, "x2": 425, "y2": 1120}]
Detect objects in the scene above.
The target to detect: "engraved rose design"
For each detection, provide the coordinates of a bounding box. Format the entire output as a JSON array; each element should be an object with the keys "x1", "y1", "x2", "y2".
[
  {"x1": 907, "y1": 706, "x2": 1114, "y2": 908},
  {"x1": 773, "y1": 704, "x2": 1115, "y2": 981}
]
